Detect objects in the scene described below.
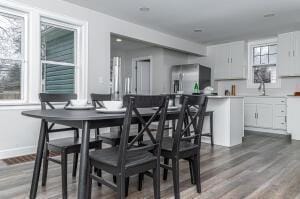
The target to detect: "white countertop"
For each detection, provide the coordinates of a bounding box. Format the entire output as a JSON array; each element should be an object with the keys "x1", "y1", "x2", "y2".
[{"x1": 207, "y1": 95, "x2": 244, "y2": 99}]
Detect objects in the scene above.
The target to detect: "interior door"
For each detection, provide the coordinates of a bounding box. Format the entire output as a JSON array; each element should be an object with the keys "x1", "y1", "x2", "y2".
[
  {"x1": 244, "y1": 104, "x2": 257, "y2": 127},
  {"x1": 256, "y1": 104, "x2": 273, "y2": 128},
  {"x1": 136, "y1": 60, "x2": 150, "y2": 95}
]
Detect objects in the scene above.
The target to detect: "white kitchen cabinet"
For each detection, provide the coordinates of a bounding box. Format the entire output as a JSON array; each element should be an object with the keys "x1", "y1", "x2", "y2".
[
  {"x1": 244, "y1": 97, "x2": 287, "y2": 132},
  {"x1": 244, "y1": 104, "x2": 257, "y2": 126},
  {"x1": 214, "y1": 44, "x2": 230, "y2": 79},
  {"x1": 212, "y1": 41, "x2": 246, "y2": 80},
  {"x1": 230, "y1": 41, "x2": 246, "y2": 79},
  {"x1": 278, "y1": 31, "x2": 300, "y2": 77},
  {"x1": 256, "y1": 104, "x2": 273, "y2": 128}
]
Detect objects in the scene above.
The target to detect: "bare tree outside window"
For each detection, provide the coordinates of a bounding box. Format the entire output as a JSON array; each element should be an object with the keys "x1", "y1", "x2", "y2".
[{"x1": 0, "y1": 13, "x2": 24, "y2": 100}]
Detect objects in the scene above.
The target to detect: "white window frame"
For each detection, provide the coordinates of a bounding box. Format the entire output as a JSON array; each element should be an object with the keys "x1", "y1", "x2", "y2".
[
  {"x1": 40, "y1": 18, "x2": 78, "y2": 94},
  {"x1": 247, "y1": 38, "x2": 281, "y2": 88},
  {"x1": 0, "y1": 6, "x2": 28, "y2": 104},
  {"x1": 0, "y1": 1, "x2": 88, "y2": 106}
]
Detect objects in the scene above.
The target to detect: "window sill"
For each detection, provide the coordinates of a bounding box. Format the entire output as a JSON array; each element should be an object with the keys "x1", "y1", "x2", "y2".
[{"x1": 0, "y1": 102, "x2": 41, "y2": 110}]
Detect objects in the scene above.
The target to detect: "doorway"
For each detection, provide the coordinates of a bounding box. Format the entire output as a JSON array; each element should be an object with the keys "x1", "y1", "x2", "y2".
[{"x1": 132, "y1": 57, "x2": 152, "y2": 95}]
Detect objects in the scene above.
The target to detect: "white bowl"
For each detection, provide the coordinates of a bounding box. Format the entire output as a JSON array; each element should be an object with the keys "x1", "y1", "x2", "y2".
[
  {"x1": 101, "y1": 101, "x2": 123, "y2": 110},
  {"x1": 70, "y1": 99, "x2": 88, "y2": 107}
]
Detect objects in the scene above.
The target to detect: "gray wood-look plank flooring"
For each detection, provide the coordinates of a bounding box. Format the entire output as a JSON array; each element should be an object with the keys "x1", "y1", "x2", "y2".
[{"x1": 0, "y1": 134, "x2": 299, "y2": 199}]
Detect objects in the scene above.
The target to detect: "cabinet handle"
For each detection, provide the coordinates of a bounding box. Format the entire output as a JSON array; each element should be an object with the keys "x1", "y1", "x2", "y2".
[
  {"x1": 281, "y1": 110, "x2": 284, "y2": 112},
  {"x1": 293, "y1": 50, "x2": 295, "y2": 57},
  {"x1": 231, "y1": 58, "x2": 233, "y2": 63},
  {"x1": 227, "y1": 58, "x2": 230, "y2": 63}
]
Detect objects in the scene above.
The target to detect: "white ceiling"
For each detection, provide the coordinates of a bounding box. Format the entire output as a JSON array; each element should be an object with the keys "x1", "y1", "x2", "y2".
[{"x1": 64, "y1": 0, "x2": 300, "y2": 45}]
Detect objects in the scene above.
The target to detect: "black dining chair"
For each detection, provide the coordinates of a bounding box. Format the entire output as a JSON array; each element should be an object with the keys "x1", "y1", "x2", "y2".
[
  {"x1": 39, "y1": 93, "x2": 102, "y2": 199},
  {"x1": 90, "y1": 93, "x2": 136, "y2": 147},
  {"x1": 139, "y1": 94, "x2": 208, "y2": 199},
  {"x1": 88, "y1": 95, "x2": 169, "y2": 199}
]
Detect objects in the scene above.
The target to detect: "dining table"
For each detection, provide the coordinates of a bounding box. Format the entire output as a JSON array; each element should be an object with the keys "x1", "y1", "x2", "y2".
[{"x1": 22, "y1": 108, "x2": 179, "y2": 199}]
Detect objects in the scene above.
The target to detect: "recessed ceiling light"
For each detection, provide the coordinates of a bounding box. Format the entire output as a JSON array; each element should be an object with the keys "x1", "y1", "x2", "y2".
[
  {"x1": 139, "y1": 7, "x2": 150, "y2": 12},
  {"x1": 264, "y1": 13, "x2": 275, "y2": 18},
  {"x1": 116, "y1": 38, "x2": 123, "y2": 42},
  {"x1": 194, "y1": 29, "x2": 202, "y2": 33}
]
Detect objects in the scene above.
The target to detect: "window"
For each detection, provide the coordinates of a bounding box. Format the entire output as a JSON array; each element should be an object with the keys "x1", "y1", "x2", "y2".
[
  {"x1": 248, "y1": 39, "x2": 280, "y2": 88},
  {"x1": 0, "y1": 11, "x2": 25, "y2": 100},
  {"x1": 41, "y1": 20, "x2": 77, "y2": 94}
]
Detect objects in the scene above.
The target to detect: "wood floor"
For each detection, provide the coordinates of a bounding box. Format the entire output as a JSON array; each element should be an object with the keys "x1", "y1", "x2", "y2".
[{"x1": 0, "y1": 134, "x2": 300, "y2": 199}]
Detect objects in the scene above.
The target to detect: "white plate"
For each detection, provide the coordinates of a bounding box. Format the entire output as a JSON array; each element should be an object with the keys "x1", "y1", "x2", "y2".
[
  {"x1": 153, "y1": 106, "x2": 179, "y2": 110},
  {"x1": 96, "y1": 108, "x2": 126, "y2": 113},
  {"x1": 65, "y1": 105, "x2": 94, "y2": 110}
]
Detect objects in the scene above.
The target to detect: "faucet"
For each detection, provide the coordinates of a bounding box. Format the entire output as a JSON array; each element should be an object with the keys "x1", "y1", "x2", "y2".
[
  {"x1": 257, "y1": 70, "x2": 266, "y2": 96},
  {"x1": 258, "y1": 81, "x2": 266, "y2": 96}
]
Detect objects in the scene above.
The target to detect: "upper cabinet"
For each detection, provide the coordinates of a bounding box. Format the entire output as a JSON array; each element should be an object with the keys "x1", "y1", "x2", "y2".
[
  {"x1": 278, "y1": 31, "x2": 300, "y2": 77},
  {"x1": 211, "y1": 41, "x2": 247, "y2": 80}
]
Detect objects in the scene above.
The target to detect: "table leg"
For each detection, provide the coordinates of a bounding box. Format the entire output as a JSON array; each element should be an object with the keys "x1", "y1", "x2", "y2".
[
  {"x1": 78, "y1": 121, "x2": 90, "y2": 199},
  {"x1": 29, "y1": 119, "x2": 47, "y2": 199}
]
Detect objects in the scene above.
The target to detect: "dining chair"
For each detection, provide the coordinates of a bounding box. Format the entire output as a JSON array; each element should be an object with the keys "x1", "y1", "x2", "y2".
[
  {"x1": 39, "y1": 93, "x2": 102, "y2": 199},
  {"x1": 88, "y1": 95, "x2": 169, "y2": 199},
  {"x1": 139, "y1": 94, "x2": 208, "y2": 199},
  {"x1": 90, "y1": 93, "x2": 136, "y2": 147}
]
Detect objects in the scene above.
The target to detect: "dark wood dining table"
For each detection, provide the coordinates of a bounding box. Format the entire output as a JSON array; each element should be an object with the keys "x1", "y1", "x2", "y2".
[{"x1": 22, "y1": 108, "x2": 179, "y2": 199}]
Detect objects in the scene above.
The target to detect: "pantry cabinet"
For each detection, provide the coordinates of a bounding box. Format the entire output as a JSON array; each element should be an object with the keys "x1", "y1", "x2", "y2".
[
  {"x1": 278, "y1": 31, "x2": 300, "y2": 76},
  {"x1": 212, "y1": 41, "x2": 247, "y2": 80}
]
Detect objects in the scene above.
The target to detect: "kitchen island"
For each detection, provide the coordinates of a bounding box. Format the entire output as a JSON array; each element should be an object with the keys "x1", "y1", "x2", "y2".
[
  {"x1": 204, "y1": 96, "x2": 244, "y2": 147},
  {"x1": 173, "y1": 95, "x2": 244, "y2": 147}
]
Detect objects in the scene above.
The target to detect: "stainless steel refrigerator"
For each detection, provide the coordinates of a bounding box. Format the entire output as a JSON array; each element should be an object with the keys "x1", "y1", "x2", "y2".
[{"x1": 171, "y1": 64, "x2": 211, "y2": 94}]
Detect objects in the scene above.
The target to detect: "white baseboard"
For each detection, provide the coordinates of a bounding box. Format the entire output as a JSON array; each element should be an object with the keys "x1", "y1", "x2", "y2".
[{"x1": 0, "y1": 145, "x2": 36, "y2": 159}]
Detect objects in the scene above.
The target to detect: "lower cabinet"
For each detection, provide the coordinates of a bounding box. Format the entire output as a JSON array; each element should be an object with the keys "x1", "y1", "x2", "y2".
[
  {"x1": 244, "y1": 104, "x2": 257, "y2": 126},
  {"x1": 244, "y1": 97, "x2": 287, "y2": 131}
]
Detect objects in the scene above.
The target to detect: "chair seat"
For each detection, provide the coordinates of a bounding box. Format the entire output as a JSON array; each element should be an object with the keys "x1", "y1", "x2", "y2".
[
  {"x1": 48, "y1": 137, "x2": 102, "y2": 153},
  {"x1": 90, "y1": 147, "x2": 156, "y2": 170},
  {"x1": 143, "y1": 137, "x2": 198, "y2": 153}
]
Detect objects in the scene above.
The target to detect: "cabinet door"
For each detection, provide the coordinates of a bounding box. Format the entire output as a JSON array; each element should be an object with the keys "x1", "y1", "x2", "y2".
[
  {"x1": 230, "y1": 41, "x2": 246, "y2": 79},
  {"x1": 256, "y1": 104, "x2": 273, "y2": 128},
  {"x1": 244, "y1": 104, "x2": 257, "y2": 127},
  {"x1": 292, "y1": 31, "x2": 300, "y2": 75},
  {"x1": 278, "y1": 32, "x2": 293, "y2": 76},
  {"x1": 214, "y1": 44, "x2": 230, "y2": 80}
]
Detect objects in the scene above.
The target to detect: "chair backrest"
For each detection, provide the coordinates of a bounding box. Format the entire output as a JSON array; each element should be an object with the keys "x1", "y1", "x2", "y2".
[
  {"x1": 173, "y1": 95, "x2": 208, "y2": 153},
  {"x1": 118, "y1": 95, "x2": 169, "y2": 168},
  {"x1": 90, "y1": 93, "x2": 112, "y2": 108},
  {"x1": 39, "y1": 93, "x2": 77, "y2": 110},
  {"x1": 39, "y1": 93, "x2": 78, "y2": 134}
]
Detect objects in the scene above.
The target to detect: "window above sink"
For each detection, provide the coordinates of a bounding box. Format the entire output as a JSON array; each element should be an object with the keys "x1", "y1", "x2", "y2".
[{"x1": 247, "y1": 38, "x2": 281, "y2": 88}]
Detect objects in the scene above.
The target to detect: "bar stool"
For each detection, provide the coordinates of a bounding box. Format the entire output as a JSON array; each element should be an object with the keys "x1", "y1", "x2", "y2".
[{"x1": 201, "y1": 111, "x2": 214, "y2": 146}]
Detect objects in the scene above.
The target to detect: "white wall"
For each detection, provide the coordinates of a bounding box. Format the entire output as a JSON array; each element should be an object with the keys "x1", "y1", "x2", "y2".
[
  {"x1": 0, "y1": 0, "x2": 206, "y2": 158},
  {"x1": 111, "y1": 46, "x2": 189, "y2": 95}
]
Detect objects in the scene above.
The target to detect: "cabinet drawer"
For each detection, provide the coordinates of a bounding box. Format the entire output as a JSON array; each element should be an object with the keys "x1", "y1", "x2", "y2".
[
  {"x1": 274, "y1": 117, "x2": 287, "y2": 130},
  {"x1": 244, "y1": 97, "x2": 286, "y2": 105},
  {"x1": 274, "y1": 105, "x2": 286, "y2": 116},
  {"x1": 273, "y1": 98, "x2": 286, "y2": 105}
]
